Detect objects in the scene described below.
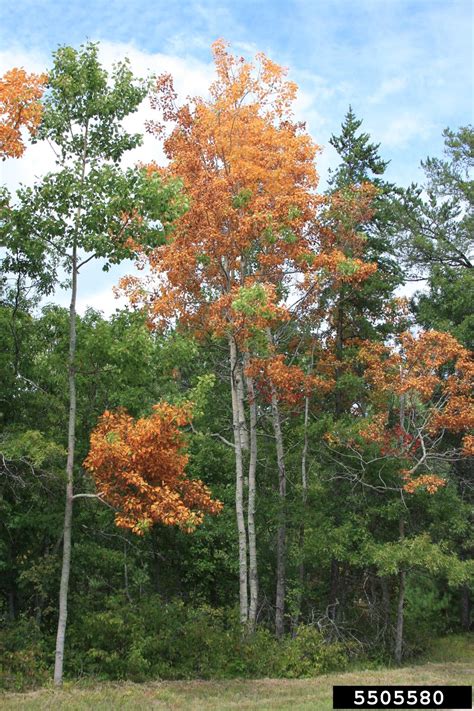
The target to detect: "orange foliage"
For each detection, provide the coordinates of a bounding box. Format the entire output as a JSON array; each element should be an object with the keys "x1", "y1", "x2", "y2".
[
  {"x1": 120, "y1": 40, "x2": 320, "y2": 340},
  {"x1": 246, "y1": 354, "x2": 333, "y2": 408},
  {"x1": 461, "y1": 434, "x2": 474, "y2": 457},
  {"x1": 118, "y1": 39, "x2": 384, "y2": 448},
  {"x1": 84, "y1": 403, "x2": 222, "y2": 534},
  {"x1": 0, "y1": 68, "x2": 46, "y2": 159},
  {"x1": 298, "y1": 182, "x2": 379, "y2": 304},
  {"x1": 360, "y1": 330, "x2": 472, "y2": 411},
  {"x1": 401, "y1": 472, "x2": 446, "y2": 495},
  {"x1": 358, "y1": 330, "x2": 473, "y2": 493}
]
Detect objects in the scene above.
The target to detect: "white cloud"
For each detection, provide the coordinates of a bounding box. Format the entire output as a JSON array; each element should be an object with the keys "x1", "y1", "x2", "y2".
[
  {"x1": 375, "y1": 113, "x2": 435, "y2": 149},
  {"x1": 49, "y1": 283, "x2": 127, "y2": 317},
  {"x1": 368, "y1": 77, "x2": 407, "y2": 105},
  {"x1": 0, "y1": 46, "x2": 48, "y2": 75},
  {"x1": 99, "y1": 40, "x2": 214, "y2": 169}
]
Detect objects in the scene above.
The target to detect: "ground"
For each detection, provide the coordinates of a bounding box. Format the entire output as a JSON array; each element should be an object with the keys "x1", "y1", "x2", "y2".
[{"x1": 1, "y1": 637, "x2": 472, "y2": 710}]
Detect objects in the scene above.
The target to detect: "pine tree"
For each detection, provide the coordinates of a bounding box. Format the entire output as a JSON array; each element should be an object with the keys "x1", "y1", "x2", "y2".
[
  {"x1": 320, "y1": 108, "x2": 405, "y2": 622},
  {"x1": 328, "y1": 106, "x2": 389, "y2": 189}
]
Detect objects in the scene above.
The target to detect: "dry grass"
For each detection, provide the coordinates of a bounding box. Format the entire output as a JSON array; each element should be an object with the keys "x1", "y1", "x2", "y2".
[{"x1": 1, "y1": 660, "x2": 472, "y2": 711}]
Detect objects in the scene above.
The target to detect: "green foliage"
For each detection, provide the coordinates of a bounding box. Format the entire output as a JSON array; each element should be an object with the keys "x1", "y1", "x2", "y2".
[
  {"x1": 0, "y1": 620, "x2": 49, "y2": 691},
  {"x1": 188, "y1": 374, "x2": 216, "y2": 419},
  {"x1": 0, "y1": 429, "x2": 65, "y2": 468},
  {"x1": 37, "y1": 43, "x2": 147, "y2": 161},
  {"x1": 1, "y1": 41, "x2": 186, "y2": 291},
  {"x1": 328, "y1": 106, "x2": 389, "y2": 189},
  {"x1": 231, "y1": 284, "x2": 268, "y2": 316},
  {"x1": 1, "y1": 599, "x2": 349, "y2": 685},
  {"x1": 399, "y1": 125, "x2": 474, "y2": 348},
  {"x1": 232, "y1": 188, "x2": 252, "y2": 209},
  {"x1": 278, "y1": 627, "x2": 348, "y2": 677},
  {"x1": 403, "y1": 576, "x2": 455, "y2": 654},
  {"x1": 367, "y1": 534, "x2": 473, "y2": 586}
]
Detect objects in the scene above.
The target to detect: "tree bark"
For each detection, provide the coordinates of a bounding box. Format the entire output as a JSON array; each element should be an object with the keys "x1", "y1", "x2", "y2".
[
  {"x1": 53, "y1": 120, "x2": 89, "y2": 685},
  {"x1": 229, "y1": 335, "x2": 248, "y2": 623},
  {"x1": 334, "y1": 297, "x2": 344, "y2": 417},
  {"x1": 54, "y1": 247, "x2": 77, "y2": 686},
  {"x1": 328, "y1": 559, "x2": 340, "y2": 622},
  {"x1": 236, "y1": 361, "x2": 249, "y2": 452},
  {"x1": 273, "y1": 393, "x2": 286, "y2": 637},
  {"x1": 460, "y1": 585, "x2": 471, "y2": 632},
  {"x1": 245, "y1": 365, "x2": 259, "y2": 629},
  {"x1": 329, "y1": 301, "x2": 345, "y2": 623},
  {"x1": 394, "y1": 569, "x2": 405, "y2": 664},
  {"x1": 381, "y1": 575, "x2": 391, "y2": 638},
  {"x1": 295, "y1": 391, "x2": 310, "y2": 628},
  {"x1": 394, "y1": 518, "x2": 405, "y2": 665},
  {"x1": 266, "y1": 330, "x2": 287, "y2": 637}
]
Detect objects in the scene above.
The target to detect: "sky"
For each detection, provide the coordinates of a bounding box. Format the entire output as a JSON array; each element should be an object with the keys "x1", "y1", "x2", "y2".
[{"x1": 1, "y1": 0, "x2": 473, "y2": 314}]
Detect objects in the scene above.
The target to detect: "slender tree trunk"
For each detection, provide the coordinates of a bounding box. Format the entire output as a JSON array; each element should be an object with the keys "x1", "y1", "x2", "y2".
[
  {"x1": 329, "y1": 559, "x2": 340, "y2": 621},
  {"x1": 381, "y1": 575, "x2": 391, "y2": 638},
  {"x1": 229, "y1": 335, "x2": 248, "y2": 623},
  {"x1": 394, "y1": 569, "x2": 405, "y2": 664},
  {"x1": 328, "y1": 301, "x2": 345, "y2": 622},
  {"x1": 334, "y1": 297, "x2": 344, "y2": 417},
  {"x1": 236, "y1": 362, "x2": 249, "y2": 452},
  {"x1": 266, "y1": 330, "x2": 287, "y2": 637},
  {"x1": 295, "y1": 391, "x2": 310, "y2": 628},
  {"x1": 394, "y1": 518, "x2": 405, "y2": 665},
  {"x1": 54, "y1": 248, "x2": 77, "y2": 686},
  {"x1": 245, "y1": 364, "x2": 259, "y2": 629},
  {"x1": 272, "y1": 392, "x2": 286, "y2": 637},
  {"x1": 460, "y1": 585, "x2": 471, "y2": 632}
]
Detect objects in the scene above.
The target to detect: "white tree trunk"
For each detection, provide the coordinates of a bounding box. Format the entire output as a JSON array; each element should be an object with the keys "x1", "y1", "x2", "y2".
[
  {"x1": 266, "y1": 331, "x2": 287, "y2": 637},
  {"x1": 244, "y1": 361, "x2": 258, "y2": 629},
  {"x1": 229, "y1": 335, "x2": 248, "y2": 623},
  {"x1": 54, "y1": 248, "x2": 77, "y2": 686}
]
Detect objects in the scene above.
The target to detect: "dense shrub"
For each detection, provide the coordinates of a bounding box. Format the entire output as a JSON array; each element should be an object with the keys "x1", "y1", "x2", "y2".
[
  {"x1": 0, "y1": 598, "x2": 350, "y2": 687},
  {"x1": 279, "y1": 626, "x2": 348, "y2": 677},
  {"x1": 402, "y1": 576, "x2": 457, "y2": 656},
  {"x1": 0, "y1": 619, "x2": 49, "y2": 691}
]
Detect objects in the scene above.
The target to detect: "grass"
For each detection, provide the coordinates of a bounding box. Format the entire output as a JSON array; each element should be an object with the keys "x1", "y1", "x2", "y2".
[
  {"x1": 421, "y1": 633, "x2": 474, "y2": 664},
  {"x1": 1, "y1": 637, "x2": 472, "y2": 710}
]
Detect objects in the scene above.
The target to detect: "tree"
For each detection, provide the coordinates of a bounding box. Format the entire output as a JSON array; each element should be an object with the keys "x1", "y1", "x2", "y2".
[
  {"x1": 325, "y1": 107, "x2": 403, "y2": 385},
  {"x1": 121, "y1": 39, "x2": 319, "y2": 630},
  {"x1": 1, "y1": 43, "x2": 185, "y2": 685},
  {"x1": 84, "y1": 403, "x2": 222, "y2": 534},
  {"x1": 325, "y1": 329, "x2": 473, "y2": 660},
  {"x1": 396, "y1": 128, "x2": 474, "y2": 629},
  {"x1": 0, "y1": 68, "x2": 46, "y2": 159},
  {"x1": 328, "y1": 106, "x2": 389, "y2": 189},
  {"x1": 301, "y1": 108, "x2": 405, "y2": 622},
  {"x1": 283, "y1": 110, "x2": 396, "y2": 626},
  {"x1": 399, "y1": 126, "x2": 473, "y2": 348}
]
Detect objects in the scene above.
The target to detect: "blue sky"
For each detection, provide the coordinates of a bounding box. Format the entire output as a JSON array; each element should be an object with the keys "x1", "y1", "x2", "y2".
[{"x1": 1, "y1": 0, "x2": 473, "y2": 313}]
